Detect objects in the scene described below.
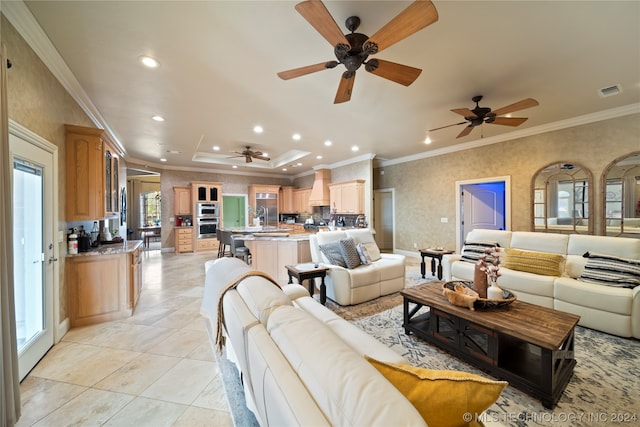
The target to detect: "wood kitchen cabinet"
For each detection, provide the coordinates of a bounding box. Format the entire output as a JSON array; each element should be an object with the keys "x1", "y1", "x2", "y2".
[
  {"x1": 293, "y1": 188, "x2": 312, "y2": 213},
  {"x1": 192, "y1": 181, "x2": 222, "y2": 203},
  {"x1": 279, "y1": 186, "x2": 295, "y2": 213},
  {"x1": 175, "y1": 227, "x2": 194, "y2": 253},
  {"x1": 329, "y1": 180, "x2": 364, "y2": 214},
  {"x1": 248, "y1": 184, "x2": 280, "y2": 211},
  {"x1": 173, "y1": 186, "x2": 192, "y2": 215},
  {"x1": 244, "y1": 238, "x2": 311, "y2": 283},
  {"x1": 65, "y1": 124, "x2": 122, "y2": 221},
  {"x1": 66, "y1": 244, "x2": 143, "y2": 327}
]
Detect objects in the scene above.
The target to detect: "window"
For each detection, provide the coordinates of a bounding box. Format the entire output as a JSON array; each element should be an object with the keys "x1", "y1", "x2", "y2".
[{"x1": 140, "y1": 191, "x2": 161, "y2": 226}]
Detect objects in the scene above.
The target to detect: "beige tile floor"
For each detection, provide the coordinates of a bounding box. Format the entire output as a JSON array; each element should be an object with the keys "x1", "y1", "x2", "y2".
[{"x1": 17, "y1": 249, "x2": 233, "y2": 427}]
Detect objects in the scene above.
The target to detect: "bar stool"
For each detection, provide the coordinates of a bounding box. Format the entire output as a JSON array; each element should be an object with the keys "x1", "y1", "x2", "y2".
[
  {"x1": 230, "y1": 234, "x2": 251, "y2": 264},
  {"x1": 218, "y1": 230, "x2": 232, "y2": 258}
]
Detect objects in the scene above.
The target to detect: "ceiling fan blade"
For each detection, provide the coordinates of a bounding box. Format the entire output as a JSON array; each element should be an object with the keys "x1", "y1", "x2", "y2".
[
  {"x1": 295, "y1": 0, "x2": 350, "y2": 48},
  {"x1": 489, "y1": 117, "x2": 528, "y2": 127},
  {"x1": 457, "y1": 125, "x2": 475, "y2": 138},
  {"x1": 451, "y1": 108, "x2": 477, "y2": 118},
  {"x1": 277, "y1": 61, "x2": 337, "y2": 80},
  {"x1": 365, "y1": 59, "x2": 422, "y2": 86},
  {"x1": 254, "y1": 155, "x2": 271, "y2": 161},
  {"x1": 491, "y1": 98, "x2": 539, "y2": 116},
  {"x1": 364, "y1": 0, "x2": 438, "y2": 54},
  {"x1": 428, "y1": 121, "x2": 468, "y2": 132},
  {"x1": 334, "y1": 71, "x2": 355, "y2": 104},
  {"x1": 245, "y1": 155, "x2": 252, "y2": 163}
]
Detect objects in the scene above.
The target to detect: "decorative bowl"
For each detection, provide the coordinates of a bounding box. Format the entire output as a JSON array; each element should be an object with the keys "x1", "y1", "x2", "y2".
[{"x1": 443, "y1": 280, "x2": 516, "y2": 309}]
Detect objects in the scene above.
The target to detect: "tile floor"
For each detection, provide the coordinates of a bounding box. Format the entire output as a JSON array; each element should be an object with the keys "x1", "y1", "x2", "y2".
[{"x1": 17, "y1": 249, "x2": 233, "y2": 427}]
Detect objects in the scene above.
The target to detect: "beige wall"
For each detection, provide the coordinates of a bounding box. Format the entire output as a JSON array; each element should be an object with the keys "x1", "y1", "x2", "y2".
[
  {"x1": 375, "y1": 114, "x2": 640, "y2": 252},
  {"x1": 4, "y1": 16, "x2": 95, "y2": 322}
]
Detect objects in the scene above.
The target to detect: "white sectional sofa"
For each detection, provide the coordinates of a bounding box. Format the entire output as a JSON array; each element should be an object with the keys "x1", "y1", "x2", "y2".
[
  {"x1": 308, "y1": 228, "x2": 406, "y2": 305},
  {"x1": 201, "y1": 257, "x2": 507, "y2": 426},
  {"x1": 442, "y1": 229, "x2": 640, "y2": 339}
]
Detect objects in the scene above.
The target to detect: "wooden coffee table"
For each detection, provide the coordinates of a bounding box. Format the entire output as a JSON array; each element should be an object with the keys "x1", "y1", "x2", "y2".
[{"x1": 401, "y1": 281, "x2": 580, "y2": 408}]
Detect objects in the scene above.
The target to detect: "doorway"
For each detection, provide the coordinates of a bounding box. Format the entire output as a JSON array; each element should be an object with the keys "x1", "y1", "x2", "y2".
[
  {"x1": 455, "y1": 176, "x2": 511, "y2": 252},
  {"x1": 373, "y1": 189, "x2": 394, "y2": 251},
  {"x1": 222, "y1": 195, "x2": 247, "y2": 228},
  {"x1": 10, "y1": 128, "x2": 58, "y2": 380}
]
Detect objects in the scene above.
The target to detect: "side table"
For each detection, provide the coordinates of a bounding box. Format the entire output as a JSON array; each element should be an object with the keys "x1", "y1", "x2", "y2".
[
  {"x1": 419, "y1": 248, "x2": 454, "y2": 280},
  {"x1": 286, "y1": 264, "x2": 330, "y2": 305}
]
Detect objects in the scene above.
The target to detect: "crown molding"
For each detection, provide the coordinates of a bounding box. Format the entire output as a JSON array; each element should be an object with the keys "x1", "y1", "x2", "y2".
[
  {"x1": 380, "y1": 103, "x2": 640, "y2": 168},
  {"x1": 3, "y1": 0, "x2": 125, "y2": 154}
]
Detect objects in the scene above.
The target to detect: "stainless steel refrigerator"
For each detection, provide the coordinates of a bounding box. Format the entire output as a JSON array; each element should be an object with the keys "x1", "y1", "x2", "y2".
[{"x1": 256, "y1": 193, "x2": 278, "y2": 227}]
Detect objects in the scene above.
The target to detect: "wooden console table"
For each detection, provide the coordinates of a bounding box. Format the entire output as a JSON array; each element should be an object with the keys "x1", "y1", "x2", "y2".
[{"x1": 401, "y1": 281, "x2": 580, "y2": 408}]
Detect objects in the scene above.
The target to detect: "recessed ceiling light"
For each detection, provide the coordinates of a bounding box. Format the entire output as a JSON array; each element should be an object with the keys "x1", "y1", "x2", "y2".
[
  {"x1": 212, "y1": 146, "x2": 220, "y2": 151},
  {"x1": 316, "y1": 155, "x2": 323, "y2": 159},
  {"x1": 324, "y1": 140, "x2": 332, "y2": 146},
  {"x1": 424, "y1": 136, "x2": 432, "y2": 145},
  {"x1": 282, "y1": 168, "x2": 287, "y2": 171},
  {"x1": 351, "y1": 146, "x2": 359, "y2": 152},
  {"x1": 152, "y1": 115, "x2": 165, "y2": 122},
  {"x1": 297, "y1": 162, "x2": 302, "y2": 166},
  {"x1": 253, "y1": 125, "x2": 263, "y2": 134},
  {"x1": 140, "y1": 55, "x2": 159, "y2": 68},
  {"x1": 292, "y1": 133, "x2": 301, "y2": 141},
  {"x1": 232, "y1": 165, "x2": 238, "y2": 169},
  {"x1": 160, "y1": 158, "x2": 167, "y2": 162}
]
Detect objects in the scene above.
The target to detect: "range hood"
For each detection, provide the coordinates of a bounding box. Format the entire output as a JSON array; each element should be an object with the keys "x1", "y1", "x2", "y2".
[{"x1": 309, "y1": 169, "x2": 331, "y2": 206}]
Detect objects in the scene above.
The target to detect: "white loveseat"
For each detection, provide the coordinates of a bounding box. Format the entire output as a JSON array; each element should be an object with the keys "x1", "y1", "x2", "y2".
[
  {"x1": 201, "y1": 257, "x2": 506, "y2": 426},
  {"x1": 308, "y1": 228, "x2": 406, "y2": 305},
  {"x1": 442, "y1": 229, "x2": 640, "y2": 339}
]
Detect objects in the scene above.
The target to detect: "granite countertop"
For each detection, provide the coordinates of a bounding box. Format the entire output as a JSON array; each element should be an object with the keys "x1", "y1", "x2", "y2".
[
  {"x1": 243, "y1": 234, "x2": 311, "y2": 241},
  {"x1": 66, "y1": 240, "x2": 143, "y2": 257}
]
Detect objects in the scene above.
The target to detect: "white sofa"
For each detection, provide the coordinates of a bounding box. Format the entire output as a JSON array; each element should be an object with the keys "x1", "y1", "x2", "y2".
[
  {"x1": 201, "y1": 257, "x2": 506, "y2": 426},
  {"x1": 308, "y1": 229, "x2": 406, "y2": 305},
  {"x1": 442, "y1": 229, "x2": 640, "y2": 339}
]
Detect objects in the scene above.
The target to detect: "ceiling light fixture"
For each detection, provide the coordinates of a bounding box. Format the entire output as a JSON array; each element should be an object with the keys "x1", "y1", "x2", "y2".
[
  {"x1": 253, "y1": 125, "x2": 263, "y2": 134},
  {"x1": 152, "y1": 115, "x2": 165, "y2": 122},
  {"x1": 351, "y1": 146, "x2": 359, "y2": 152},
  {"x1": 212, "y1": 146, "x2": 220, "y2": 151},
  {"x1": 324, "y1": 140, "x2": 332, "y2": 146},
  {"x1": 140, "y1": 55, "x2": 159, "y2": 68},
  {"x1": 316, "y1": 155, "x2": 323, "y2": 159},
  {"x1": 292, "y1": 133, "x2": 301, "y2": 141},
  {"x1": 424, "y1": 136, "x2": 431, "y2": 144},
  {"x1": 160, "y1": 158, "x2": 167, "y2": 162},
  {"x1": 282, "y1": 168, "x2": 288, "y2": 171},
  {"x1": 232, "y1": 165, "x2": 238, "y2": 169}
]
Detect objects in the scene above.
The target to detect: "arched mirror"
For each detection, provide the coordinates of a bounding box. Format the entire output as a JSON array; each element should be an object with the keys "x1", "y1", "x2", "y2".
[
  {"x1": 602, "y1": 151, "x2": 640, "y2": 237},
  {"x1": 532, "y1": 162, "x2": 593, "y2": 234}
]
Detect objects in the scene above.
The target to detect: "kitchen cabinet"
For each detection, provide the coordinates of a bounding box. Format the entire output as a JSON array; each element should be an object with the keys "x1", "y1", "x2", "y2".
[
  {"x1": 329, "y1": 180, "x2": 365, "y2": 214},
  {"x1": 196, "y1": 237, "x2": 217, "y2": 251},
  {"x1": 173, "y1": 186, "x2": 192, "y2": 215},
  {"x1": 249, "y1": 184, "x2": 280, "y2": 210},
  {"x1": 244, "y1": 238, "x2": 311, "y2": 283},
  {"x1": 293, "y1": 188, "x2": 312, "y2": 213},
  {"x1": 192, "y1": 181, "x2": 222, "y2": 203},
  {"x1": 65, "y1": 124, "x2": 122, "y2": 221},
  {"x1": 279, "y1": 186, "x2": 295, "y2": 213},
  {"x1": 175, "y1": 227, "x2": 194, "y2": 253},
  {"x1": 66, "y1": 243, "x2": 143, "y2": 327}
]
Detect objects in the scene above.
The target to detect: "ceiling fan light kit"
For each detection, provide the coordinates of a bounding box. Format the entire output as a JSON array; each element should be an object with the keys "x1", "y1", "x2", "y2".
[{"x1": 278, "y1": 0, "x2": 439, "y2": 103}]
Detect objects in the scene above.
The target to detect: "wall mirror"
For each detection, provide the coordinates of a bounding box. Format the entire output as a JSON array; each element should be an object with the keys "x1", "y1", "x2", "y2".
[
  {"x1": 532, "y1": 162, "x2": 593, "y2": 234},
  {"x1": 602, "y1": 151, "x2": 640, "y2": 237}
]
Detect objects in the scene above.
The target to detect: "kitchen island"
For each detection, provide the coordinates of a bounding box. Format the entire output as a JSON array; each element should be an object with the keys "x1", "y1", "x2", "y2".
[
  {"x1": 242, "y1": 233, "x2": 312, "y2": 283},
  {"x1": 65, "y1": 240, "x2": 143, "y2": 327}
]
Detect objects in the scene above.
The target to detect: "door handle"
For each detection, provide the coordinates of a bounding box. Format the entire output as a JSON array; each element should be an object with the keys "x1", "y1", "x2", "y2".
[{"x1": 48, "y1": 257, "x2": 58, "y2": 264}]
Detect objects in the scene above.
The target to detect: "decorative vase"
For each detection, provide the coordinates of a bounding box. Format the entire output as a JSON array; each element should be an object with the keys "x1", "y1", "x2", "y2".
[
  {"x1": 253, "y1": 217, "x2": 260, "y2": 227},
  {"x1": 473, "y1": 264, "x2": 488, "y2": 298},
  {"x1": 487, "y1": 277, "x2": 504, "y2": 300}
]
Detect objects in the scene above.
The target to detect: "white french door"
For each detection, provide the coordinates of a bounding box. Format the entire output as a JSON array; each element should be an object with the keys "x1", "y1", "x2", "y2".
[{"x1": 11, "y1": 132, "x2": 56, "y2": 381}]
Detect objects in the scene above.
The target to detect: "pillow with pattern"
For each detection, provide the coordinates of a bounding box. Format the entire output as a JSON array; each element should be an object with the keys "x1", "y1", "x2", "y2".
[
  {"x1": 578, "y1": 252, "x2": 640, "y2": 288},
  {"x1": 319, "y1": 241, "x2": 346, "y2": 267},
  {"x1": 339, "y1": 238, "x2": 361, "y2": 269},
  {"x1": 460, "y1": 240, "x2": 500, "y2": 264},
  {"x1": 356, "y1": 243, "x2": 370, "y2": 265}
]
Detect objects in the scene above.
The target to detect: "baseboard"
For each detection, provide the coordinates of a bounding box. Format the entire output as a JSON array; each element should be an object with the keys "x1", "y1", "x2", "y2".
[{"x1": 57, "y1": 317, "x2": 69, "y2": 342}]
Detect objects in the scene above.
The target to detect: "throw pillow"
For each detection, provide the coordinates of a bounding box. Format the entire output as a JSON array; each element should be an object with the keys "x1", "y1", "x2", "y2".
[
  {"x1": 460, "y1": 240, "x2": 500, "y2": 264},
  {"x1": 356, "y1": 243, "x2": 370, "y2": 265},
  {"x1": 366, "y1": 356, "x2": 507, "y2": 427},
  {"x1": 339, "y1": 238, "x2": 361, "y2": 269},
  {"x1": 319, "y1": 241, "x2": 346, "y2": 268},
  {"x1": 578, "y1": 252, "x2": 640, "y2": 289},
  {"x1": 502, "y1": 248, "x2": 564, "y2": 276},
  {"x1": 361, "y1": 241, "x2": 381, "y2": 262}
]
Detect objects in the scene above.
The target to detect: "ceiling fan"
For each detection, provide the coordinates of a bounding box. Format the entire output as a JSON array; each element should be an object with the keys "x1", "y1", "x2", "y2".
[
  {"x1": 429, "y1": 96, "x2": 540, "y2": 138},
  {"x1": 231, "y1": 146, "x2": 271, "y2": 163},
  {"x1": 277, "y1": 0, "x2": 439, "y2": 103}
]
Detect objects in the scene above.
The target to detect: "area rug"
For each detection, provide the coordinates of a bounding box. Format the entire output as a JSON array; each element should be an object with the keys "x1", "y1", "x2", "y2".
[
  {"x1": 214, "y1": 351, "x2": 259, "y2": 427},
  {"x1": 325, "y1": 263, "x2": 640, "y2": 427}
]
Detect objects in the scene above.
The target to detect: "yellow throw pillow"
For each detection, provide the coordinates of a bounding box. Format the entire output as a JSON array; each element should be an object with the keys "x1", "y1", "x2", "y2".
[
  {"x1": 366, "y1": 356, "x2": 507, "y2": 427},
  {"x1": 503, "y1": 247, "x2": 565, "y2": 276}
]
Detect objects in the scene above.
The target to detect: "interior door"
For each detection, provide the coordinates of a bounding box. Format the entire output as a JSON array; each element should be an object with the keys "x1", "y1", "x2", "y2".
[
  {"x1": 11, "y1": 133, "x2": 55, "y2": 380},
  {"x1": 373, "y1": 189, "x2": 394, "y2": 251},
  {"x1": 222, "y1": 195, "x2": 246, "y2": 228},
  {"x1": 461, "y1": 182, "x2": 506, "y2": 244}
]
